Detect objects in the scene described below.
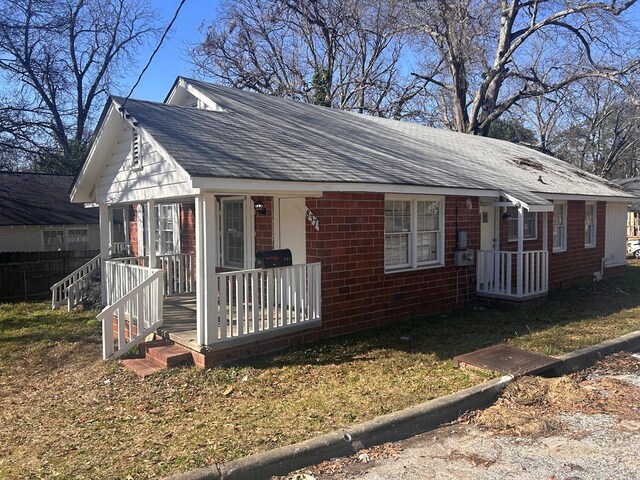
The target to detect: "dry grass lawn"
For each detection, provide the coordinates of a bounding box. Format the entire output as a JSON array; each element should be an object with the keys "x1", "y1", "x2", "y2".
[{"x1": 2, "y1": 262, "x2": 640, "y2": 479}]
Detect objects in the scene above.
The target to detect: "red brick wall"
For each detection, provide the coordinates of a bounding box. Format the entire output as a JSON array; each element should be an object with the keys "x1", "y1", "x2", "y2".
[
  {"x1": 180, "y1": 203, "x2": 196, "y2": 253},
  {"x1": 547, "y1": 201, "x2": 606, "y2": 289},
  {"x1": 497, "y1": 200, "x2": 607, "y2": 289},
  {"x1": 128, "y1": 205, "x2": 140, "y2": 256},
  {"x1": 253, "y1": 196, "x2": 274, "y2": 252},
  {"x1": 305, "y1": 192, "x2": 480, "y2": 338}
]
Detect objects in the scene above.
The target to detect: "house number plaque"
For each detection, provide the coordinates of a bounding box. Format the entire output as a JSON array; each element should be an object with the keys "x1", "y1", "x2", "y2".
[{"x1": 306, "y1": 208, "x2": 320, "y2": 231}]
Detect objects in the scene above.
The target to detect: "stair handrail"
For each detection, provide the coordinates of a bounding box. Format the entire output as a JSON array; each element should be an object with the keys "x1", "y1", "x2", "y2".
[
  {"x1": 50, "y1": 253, "x2": 101, "y2": 309},
  {"x1": 97, "y1": 267, "x2": 164, "y2": 360}
]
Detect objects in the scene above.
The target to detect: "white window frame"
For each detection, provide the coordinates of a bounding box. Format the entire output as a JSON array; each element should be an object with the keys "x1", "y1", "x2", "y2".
[
  {"x1": 553, "y1": 201, "x2": 567, "y2": 253},
  {"x1": 220, "y1": 196, "x2": 253, "y2": 269},
  {"x1": 585, "y1": 202, "x2": 597, "y2": 248},
  {"x1": 155, "y1": 203, "x2": 181, "y2": 255},
  {"x1": 384, "y1": 195, "x2": 445, "y2": 273},
  {"x1": 130, "y1": 127, "x2": 142, "y2": 170},
  {"x1": 507, "y1": 207, "x2": 537, "y2": 241}
]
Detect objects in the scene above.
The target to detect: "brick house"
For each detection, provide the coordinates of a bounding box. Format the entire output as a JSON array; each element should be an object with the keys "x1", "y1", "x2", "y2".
[{"x1": 70, "y1": 77, "x2": 634, "y2": 366}]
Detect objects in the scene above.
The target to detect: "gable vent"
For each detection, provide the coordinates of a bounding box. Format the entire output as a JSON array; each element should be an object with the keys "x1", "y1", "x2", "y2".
[{"x1": 131, "y1": 128, "x2": 142, "y2": 169}]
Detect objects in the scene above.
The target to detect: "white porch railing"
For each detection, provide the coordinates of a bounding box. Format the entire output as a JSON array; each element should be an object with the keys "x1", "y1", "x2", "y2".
[
  {"x1": 205, "y1": 262, "x2": 322, "y2": 345},
  {"x1": 158, "y1": 253, "x2": 195, "y2": 295},
  {"x1": 104, "y1": 258, "x2": 153, "y2": 305},
  {"x1": 50, "y1": 254, "x2": 101, "y2": 310},
  {"x1": 97, "y1": 265, "x2": 164, "y2": 360},
  {"x1": 110, "y1": 242, "x2": 129, "y2": 255},
  {"x1": 477, "y1": 250, "x2": 548, "y2": 299}
]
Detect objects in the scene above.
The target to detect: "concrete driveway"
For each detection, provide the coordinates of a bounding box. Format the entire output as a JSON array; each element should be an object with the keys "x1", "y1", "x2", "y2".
[{"x1": 282, "y1": 352, "x2": 640, "y2": 480}]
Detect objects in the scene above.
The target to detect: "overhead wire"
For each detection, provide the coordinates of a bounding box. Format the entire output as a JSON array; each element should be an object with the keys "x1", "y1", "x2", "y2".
[{"x1": 120, "y1": 0, "x2": 188, "y2": 111}]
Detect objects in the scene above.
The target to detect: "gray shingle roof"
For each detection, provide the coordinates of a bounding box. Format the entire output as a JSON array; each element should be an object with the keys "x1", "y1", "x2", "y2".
[
  {"x1": 0, "y1": 172, "x2": 98, "y2": 226},
  {"x1": 113, "y1": 79, "x2": 632, "y2": 204}
]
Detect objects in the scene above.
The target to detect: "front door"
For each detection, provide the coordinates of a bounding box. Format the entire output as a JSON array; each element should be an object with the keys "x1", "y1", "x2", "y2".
[
  {"x1": 278, "y1": 197, "x2": 306, "y2": 264},
  {"x1": 480, "y1": 206, "x2": 496, "y2": 251}
]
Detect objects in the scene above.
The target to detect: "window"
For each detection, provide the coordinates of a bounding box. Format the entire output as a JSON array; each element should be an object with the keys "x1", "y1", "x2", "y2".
[
  {"x1": 130, "y1": 128, "x2": 142, "y2": 170},
  {"x1": 585, "y1": 202, "x2": 596, "y2": 247},
  {"x1": 43, "y1": 230, "x2": 65, "y2": 251},
  {"x1": 553, "y1": 202, "x2": 567, "y2": 252},
  {"x1": 67, "y1": 229, "x2": 89, "y2": 250},
  {"x1": 43, "y1": 228, "x2": 89, "y2": 251},
  {"x1": 384, "y1": 196, "x2": 444, "y2": 272},
  {"x1": 222, "y1": 199, "x2": 245, "y2": 268},
  {"x1": 155, "y1": 204, "x2": 180, "y2": 255},
  {"x1": 507, "y1": 207, "x2": 537, "y2": 241}
]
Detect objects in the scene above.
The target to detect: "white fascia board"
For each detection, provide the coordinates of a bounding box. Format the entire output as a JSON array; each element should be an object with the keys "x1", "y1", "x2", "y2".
[
  {"x1": 191, "y1": 177, "x2": 498, "y2": 198},
  {"x1": 500, "y1": 191, "x2": 532, "y2": 211},
  {"x1": 541, "y1": 193, "x2": 636, "y2": 203},
  {"x1": 500, "y1": 191, "x2": 555, "y2": 212},
  {"x1": 166, "y1": 78, "x2": 224, "y2": 111},
  {"x1": 184, "y1": 82, "x2": 225, "y2": 111},
  {"x1": 527, "y1": 204, "x2": 554, "y2": 212}
]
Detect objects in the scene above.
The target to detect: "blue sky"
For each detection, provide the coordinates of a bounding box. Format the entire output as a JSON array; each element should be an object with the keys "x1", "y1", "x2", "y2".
[{"x1": 122, "y1": 0, "x2": 219, "y2": 102}]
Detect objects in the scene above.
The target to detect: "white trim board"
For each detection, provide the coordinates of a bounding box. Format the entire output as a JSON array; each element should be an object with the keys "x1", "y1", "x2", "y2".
[{"x1": 192, "y1": 177, "x2": 498, "y2": 198}]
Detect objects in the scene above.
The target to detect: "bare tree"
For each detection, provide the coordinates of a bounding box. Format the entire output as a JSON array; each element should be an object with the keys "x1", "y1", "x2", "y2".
[
  {"x1": 191, "y1": 0, "x2": 429, "y2": 119},
  {"x1": 550, "y1": 80, "x2": 640, "y2": 178},
  {"x1": 0, "y1": 0, "x2": 161, "y2": 174},
  {"x1": 406, "y1": 0, "x2": 640, "y2": 135}
]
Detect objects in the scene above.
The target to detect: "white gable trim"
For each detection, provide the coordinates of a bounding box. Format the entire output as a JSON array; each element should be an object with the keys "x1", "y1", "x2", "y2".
[
  {"x1": 74, "y1": 97, "x2": 196, "y2": 206},
  {"x1": 71, "y1": 103, "x2": 122, "y2": 203},
  {"x1": 165, "y1": 78, "x2": 224, "y2": 111}
]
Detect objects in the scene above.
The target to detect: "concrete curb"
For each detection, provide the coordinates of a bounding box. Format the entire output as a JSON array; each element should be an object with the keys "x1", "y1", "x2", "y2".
[
  {"x1": 167, "y1": 329, "x2": 640, "y2": 480},
  {"x1": 553, "y1": 330, "x2": 640, "y2": 375},
  {"x1": 166, "y1": 375, "x2": 512, "y2": 480}
]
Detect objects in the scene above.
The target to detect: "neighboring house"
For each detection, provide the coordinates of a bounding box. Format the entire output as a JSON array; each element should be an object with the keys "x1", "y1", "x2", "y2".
[
  {"x1": 0, "y1": 172, "x2": 99, "y2": 252},
  {"x1": 613, "y1": 177, "x2": 640, "y2": 238},
  {"x1": 70, "y1": 77, "x2": 634, "y2": 365}
]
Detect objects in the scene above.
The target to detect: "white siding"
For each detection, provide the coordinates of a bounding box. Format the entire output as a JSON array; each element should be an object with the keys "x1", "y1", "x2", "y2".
[
  {"x1": 0, "y1": 224, "x2": 100, "y2": 253},
  {"x1": 605, "y1": 203, "x2": 627, "y2": 267},
  {"x1": 96, "y1": 127, "x2": 194, "y2": 204}
]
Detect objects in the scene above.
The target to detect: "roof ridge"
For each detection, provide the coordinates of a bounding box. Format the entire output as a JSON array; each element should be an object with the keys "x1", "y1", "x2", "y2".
[{"x1": 0, "y1": 171, "x2": 73, "y2": 177}]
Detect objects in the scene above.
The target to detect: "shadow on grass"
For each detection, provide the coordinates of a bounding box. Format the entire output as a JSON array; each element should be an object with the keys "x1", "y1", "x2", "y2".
[
  {"x1": 242, "y1": 263, "x2": 640, "y2": 370},
  {"x1": 0, "y1": 302, "x2": 101, "y2": 346}
]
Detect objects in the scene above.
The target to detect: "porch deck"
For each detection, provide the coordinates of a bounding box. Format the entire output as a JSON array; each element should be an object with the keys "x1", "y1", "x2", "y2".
[{"x1": 159, "y1": 293, "x2": 199, "y2": 351}]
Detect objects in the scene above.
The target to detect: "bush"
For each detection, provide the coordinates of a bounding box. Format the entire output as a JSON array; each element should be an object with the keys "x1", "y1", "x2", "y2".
[{"x1": 82, "y1": 268, "x2": 102, "y2": 311}]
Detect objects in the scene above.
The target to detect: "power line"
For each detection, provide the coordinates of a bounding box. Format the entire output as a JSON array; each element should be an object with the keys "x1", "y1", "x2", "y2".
[{"x1": 120, "y1": 0, "x2": 188, "y2": 111}]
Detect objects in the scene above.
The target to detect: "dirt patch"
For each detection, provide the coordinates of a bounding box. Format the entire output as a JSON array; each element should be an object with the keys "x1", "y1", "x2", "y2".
[
  {"x1": 273, "y1": 443, "x2": 402, "y2": 480},
  {"x1": 471, "y1": 353, "x2": 640, "y2": 437}
]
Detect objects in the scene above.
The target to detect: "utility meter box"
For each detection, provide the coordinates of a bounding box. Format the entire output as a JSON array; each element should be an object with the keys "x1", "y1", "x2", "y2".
[{"x1": 454, "y1": 249, "x2": 475, "y2": 266}]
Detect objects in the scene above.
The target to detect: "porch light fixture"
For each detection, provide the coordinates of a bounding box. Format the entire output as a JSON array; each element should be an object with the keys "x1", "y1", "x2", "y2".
[{"x1": 254, "y1": 199, "x2": 267, "y2": 216}]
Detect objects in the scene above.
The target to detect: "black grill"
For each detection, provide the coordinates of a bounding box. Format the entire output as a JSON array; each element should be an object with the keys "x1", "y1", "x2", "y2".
[{"x1": 255, "y1": 249, "x2": 293, "y2": 268}]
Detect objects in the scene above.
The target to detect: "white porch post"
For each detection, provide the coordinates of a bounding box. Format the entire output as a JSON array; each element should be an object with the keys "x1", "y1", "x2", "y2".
[
  {"x1": 107, "y1": 207, "x2": 114, "y2": 255},
  {"x1": 147, "y1": 200, "x2": 156, "y2": 268},
  {"x1": 517, "y1": 206, "x2": 524, "y2": 297},
  {"x1": 99, "y1": 204, "x2": 110, "y2": 305},
  {"x1": 195, "y1": 192, "x2": 218, "y2": 346}
]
